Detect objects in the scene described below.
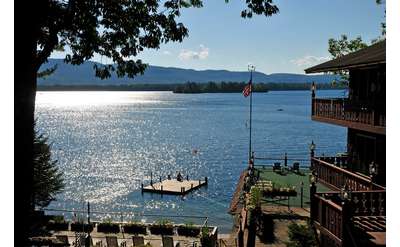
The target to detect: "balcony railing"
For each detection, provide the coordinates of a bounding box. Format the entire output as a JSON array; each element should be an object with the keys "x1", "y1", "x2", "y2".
[
  {"x1": 311, "y1": 157, "x2": 385, "y2": 191},
  {"x1": 312, "y1": 98, "x2": 385, "y2": 130},
  {"x1": 311, "y1": 190, "x2": 386, "y2": 247},
  {"x1": 312, "y1": 193, "x2": 344, "y2": 246}
]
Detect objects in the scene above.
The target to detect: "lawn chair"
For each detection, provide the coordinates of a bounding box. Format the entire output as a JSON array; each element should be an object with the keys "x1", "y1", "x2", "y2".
[
  {"x1": 292, "y1": 162, "x2": 300, "y2": 173},
  {"x1": 272, "y1": 162, "x2": 281, "y2": 172},
  {"x1": 133, "y1": 236, "x2": 145, "y2": 246},
  {"x1": 106, "y1": 236, "x2": 119, "y2": 247},
  {"x1": 162, "y1": 236, "x2": 174, "y2": 247},
  {"x1": 55, "y1": 235, "x2": 70, "y2": 246}
]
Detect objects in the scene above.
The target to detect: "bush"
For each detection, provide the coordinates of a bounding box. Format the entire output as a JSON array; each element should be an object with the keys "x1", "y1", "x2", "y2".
[
  {"x1": 123, "y1": 222, "x2": 147, "y2": 235},
  {"x1": 149, "y1": 219, "x2": 174, "y2": 235},
  {"x1": 97, "y1": 220, "x2": 120, "y2": 233},
  {"x1": 286, "y1": 222, "x2": 317, "y2": 247},
  {"x1": 70, "y1": 222, "x2": 94, "y2": 232},
  {"x1": 200, "y1": 227, "x2": 212, "y2": 247},
  {"x1": 46, "y1": 216, "x2": 69, "y2": 231},
  {"x1": 177, "y1": 223, "x2": 200, "y2": 237}
]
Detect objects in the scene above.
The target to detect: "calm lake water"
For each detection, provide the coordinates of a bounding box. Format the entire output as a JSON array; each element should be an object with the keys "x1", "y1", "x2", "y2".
[{"x1": 35, "y1": 90, "x2": 346, "y2": 233}]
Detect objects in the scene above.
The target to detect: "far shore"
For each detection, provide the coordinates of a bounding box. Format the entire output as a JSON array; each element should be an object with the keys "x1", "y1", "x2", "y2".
[{"x1": 37, "y1": 83, "x2": 346, "y2": 92}]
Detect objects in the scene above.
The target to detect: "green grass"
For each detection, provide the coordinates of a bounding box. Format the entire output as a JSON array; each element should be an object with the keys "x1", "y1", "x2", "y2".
[{"x1": 256, "y1": 167, "x2": 330, "y2": 207}]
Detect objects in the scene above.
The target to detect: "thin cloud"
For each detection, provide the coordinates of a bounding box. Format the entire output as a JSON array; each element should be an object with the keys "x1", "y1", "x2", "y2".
[
  {"x1": 290, "y1": 55, "x2": 330, "y2": 67},
  {"x1": 162, "y1": 50, "x2": 172, "y2": 55},
  {"x1": 179, "y1": 45, "x2": 209, "y2": 60}
]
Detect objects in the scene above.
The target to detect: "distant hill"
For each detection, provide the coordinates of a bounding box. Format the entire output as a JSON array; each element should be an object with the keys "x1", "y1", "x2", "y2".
[{"x1": 38, "y1": 59, "x2": 338, "y2": 85}]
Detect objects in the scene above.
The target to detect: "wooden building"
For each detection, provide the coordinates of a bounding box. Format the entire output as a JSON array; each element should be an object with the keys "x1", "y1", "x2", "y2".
[{"x1": 305, "y1": 40, "x2": 386, "y2": 247}]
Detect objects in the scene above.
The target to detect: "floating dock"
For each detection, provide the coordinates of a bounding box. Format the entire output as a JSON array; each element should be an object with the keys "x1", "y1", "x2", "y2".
[{"x1": 142, "y1": 177, "x2": 207, "y2": 195}]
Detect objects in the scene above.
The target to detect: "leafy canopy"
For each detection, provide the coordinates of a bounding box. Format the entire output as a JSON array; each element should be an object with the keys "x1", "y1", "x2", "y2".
[{"x1": 36, "y1": 0, "x2": 279, "y2": 79}]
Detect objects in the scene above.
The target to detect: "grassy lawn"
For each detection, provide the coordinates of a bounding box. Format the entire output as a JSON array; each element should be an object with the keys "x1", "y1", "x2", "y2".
[{"x1": 255, "y1": 167, "x2": 330, "y2": 207}]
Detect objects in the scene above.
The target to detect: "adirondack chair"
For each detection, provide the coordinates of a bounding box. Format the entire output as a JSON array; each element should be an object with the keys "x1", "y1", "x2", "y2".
[
  {"x1": 106, "y1": 236, "x2": 119, "y2": 247},
  {"x1": 273, "y1": 162, "x2": 281, "y2": 172},
  {"x1": 292, "y1": 162, "x2": 300, "y2": 173}
]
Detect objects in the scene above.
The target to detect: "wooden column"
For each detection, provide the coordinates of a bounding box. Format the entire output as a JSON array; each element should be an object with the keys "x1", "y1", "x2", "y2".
[{"x1": 310, "y1": 182, "x2": 317, "y2": 222}]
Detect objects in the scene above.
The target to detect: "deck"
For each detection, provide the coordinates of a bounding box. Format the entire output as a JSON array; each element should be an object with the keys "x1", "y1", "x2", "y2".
[{"x1": 142, "y1": 178, "x2": 207, "y2": 195}]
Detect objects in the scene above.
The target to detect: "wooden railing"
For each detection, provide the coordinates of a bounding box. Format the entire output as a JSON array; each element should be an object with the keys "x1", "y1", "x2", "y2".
[
  {"x1": 350, "y1": 190, "x2": 386, "y2": 216},
  {"x1": 311, "y1": 190, "x2": 386, "y2": 247},
  {"x1": 312, "y1": 98, "x2": 385, "y2": 128},
  {"x1": 311, "y1": 157, "x2": 385, "y2": 191},
  {"x1": 312, "y1": 193, "x2": 344, "y2": 246}
]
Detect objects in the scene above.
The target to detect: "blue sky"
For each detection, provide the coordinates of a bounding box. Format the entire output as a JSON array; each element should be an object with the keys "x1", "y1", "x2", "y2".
[{"x1": 50, "y1": 0, "x2": 385, "y2": 74}]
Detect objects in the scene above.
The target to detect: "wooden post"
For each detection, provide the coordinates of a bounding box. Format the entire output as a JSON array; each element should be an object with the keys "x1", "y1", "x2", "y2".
[
  {"x1": 300, "y1": 182, "x2": 304, "y2": 208},
  {"x1": 186, "y1": 174, "x2": 189, "y2": 181},
  {"x1": 284, "y1": 153, "x2": 288, "y2": 168},
  {"x1": 205, "y1": 177, "x2": 208, "y2": 185},
  {"x1": 341, "y1": 200, "x2": 350, "y2": 246},
  {"x1": 159, "y1": 176, "x2": 162, "y2": 183},
  {"x1": 141, "y1": 183, "x2": 144, "y2": 195},
  {"x1": 150, "y1": 172, "x2": 153, "y2": 185},
  {"x1": 191, "y1": 183, "x2": 193, "y2": 189},
  {"x1": 238, "y1": 215, "x2": 244, "y2": 247},
  {"x1": 310, "y1": 182, "x2": 317, "y2": 222},
  {"x1": 311, "y1": 81, "x2": 316, "y2": 115},
  {"x1": 161, "y1": 185, "x2": 163, "y2": 192},
  {"x1": 199, "y1": 179, "x2": 201, "y2": 185}
]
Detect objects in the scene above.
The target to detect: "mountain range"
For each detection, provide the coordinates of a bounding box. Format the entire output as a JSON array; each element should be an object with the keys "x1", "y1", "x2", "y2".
[{"x1": 38, "y1": 59, "x2": 338, "y2": 85}]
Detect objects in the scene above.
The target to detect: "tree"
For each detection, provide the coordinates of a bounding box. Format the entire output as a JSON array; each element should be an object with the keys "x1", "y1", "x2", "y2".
[
  {"x1": 33, "y1": 128, "x2": 64, "y2": 209},
  {"x1": 326, "y1": 0, "x2": 385, "y2": 86},
  {"x1": 327, "y1": 35, "x2": 368, "y2": 85},
  {"x1": 16, "y1": 0, "x2": 280, "y2": 243}
]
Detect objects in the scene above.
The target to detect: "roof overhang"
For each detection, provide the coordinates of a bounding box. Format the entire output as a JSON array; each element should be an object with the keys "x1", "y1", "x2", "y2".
[{"x1": 305, "y1": 40, "x2": 386, "y2": 74}]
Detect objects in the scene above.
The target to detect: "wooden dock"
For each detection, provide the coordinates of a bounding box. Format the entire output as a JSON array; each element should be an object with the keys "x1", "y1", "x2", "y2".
[{"x1": 142, "y1": 177, "x2": 208, "y2": 195}]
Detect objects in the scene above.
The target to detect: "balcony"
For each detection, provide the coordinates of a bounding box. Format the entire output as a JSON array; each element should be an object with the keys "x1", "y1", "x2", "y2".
[
  {"x1": 311, "y1": 190, "x2": 386, "y2": 247},
  {"x1": 311, "y1": 98, "x2": 385, "y2": 135},
  {"x1": 311, "y1": 156, "x2": 385, "y2": 191}
]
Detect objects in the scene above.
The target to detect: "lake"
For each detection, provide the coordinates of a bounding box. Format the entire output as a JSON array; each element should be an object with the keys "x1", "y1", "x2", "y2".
[{"x1": 35, "y1": 90, "x2": 346, "y2": 233}]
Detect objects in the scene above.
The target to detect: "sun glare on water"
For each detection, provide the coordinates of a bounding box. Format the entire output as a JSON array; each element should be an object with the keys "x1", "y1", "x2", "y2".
[{"x1": 36, "y1": 91, "x2": 163, "y2": 107}]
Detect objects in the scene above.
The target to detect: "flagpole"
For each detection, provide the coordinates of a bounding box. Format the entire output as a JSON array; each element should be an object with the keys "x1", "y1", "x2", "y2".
[{"x1": 248, "y1": 65, "x2": 255, "y2": 163}]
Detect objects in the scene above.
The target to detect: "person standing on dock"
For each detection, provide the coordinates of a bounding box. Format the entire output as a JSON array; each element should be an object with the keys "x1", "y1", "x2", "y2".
[{"x1": 177, "y1": 172, "x2": 183, "y2": 182}]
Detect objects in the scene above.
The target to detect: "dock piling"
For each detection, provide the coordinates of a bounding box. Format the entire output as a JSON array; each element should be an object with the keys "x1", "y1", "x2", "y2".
[{"x1": 205, "y1": 177, "x2": 208, "y2": 184}]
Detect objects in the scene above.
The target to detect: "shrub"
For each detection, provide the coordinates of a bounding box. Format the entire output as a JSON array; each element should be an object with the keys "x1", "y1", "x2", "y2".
[
  {"x1": 177, "y1": 222, "x2": 200, "y2": 237},
  {"x1": 286, "y1": 222, "x2": 317, "y2": 247},
  {"x1": 200, "y1": 227, "x2": 212, "y2": 247},
  {"x1": 149, "y1": 219, "x2": 174, "y2": 235},
  {"x1": 97, "y1": 220, "x2": 120, "y2": 233},
  {"x1": 123, "y1": 222, "x2": 147, "y2": 235},
  {"x1": 46, "y1": 216, "x2": 69, "y2": 231},
  {"x1": 70, "y1": 222, "x2": 94, "y2": 232}
]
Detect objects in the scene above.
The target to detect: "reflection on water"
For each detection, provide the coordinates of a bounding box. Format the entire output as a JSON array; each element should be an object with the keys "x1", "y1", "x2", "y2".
[
  {"x1": 36, "y1": 91, "x2": 165, "y2": 106},
  {"x1": 35, "y1": 90, "x2": 346, "y2": 232}
]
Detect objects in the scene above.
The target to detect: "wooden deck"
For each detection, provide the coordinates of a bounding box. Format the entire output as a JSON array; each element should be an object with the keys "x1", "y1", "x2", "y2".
[{"x1": 142, "y1": 178, "x2": 207, "y2": 195}]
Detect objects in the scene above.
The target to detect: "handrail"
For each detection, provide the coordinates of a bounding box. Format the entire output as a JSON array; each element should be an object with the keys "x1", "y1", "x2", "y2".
[
  {"x1": 314, "y1": 157, "x2": 371, "y2": 183},
  {"x1": 43, "y1": 208, "x2": 208, "y2": 220},
  {"x1": 312, "y1": 97, "x2": 385, "y2": 128},
  {"x1": 312, "y1": 157, "x2": 385, "y2": 191},
  {"x1": 313, "y1": 194, "x2": 343, "y2": 211}
]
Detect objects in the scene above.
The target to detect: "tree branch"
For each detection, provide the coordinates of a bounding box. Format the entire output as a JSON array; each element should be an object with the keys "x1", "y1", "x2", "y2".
[{"x1": 34, "y1": 25, "x2": 59, "y2": 72}]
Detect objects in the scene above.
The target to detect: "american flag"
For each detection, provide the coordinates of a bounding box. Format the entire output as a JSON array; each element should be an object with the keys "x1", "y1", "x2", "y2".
[{"x1": 242, "y1": 80, "x2": 252, "y2": 97}]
